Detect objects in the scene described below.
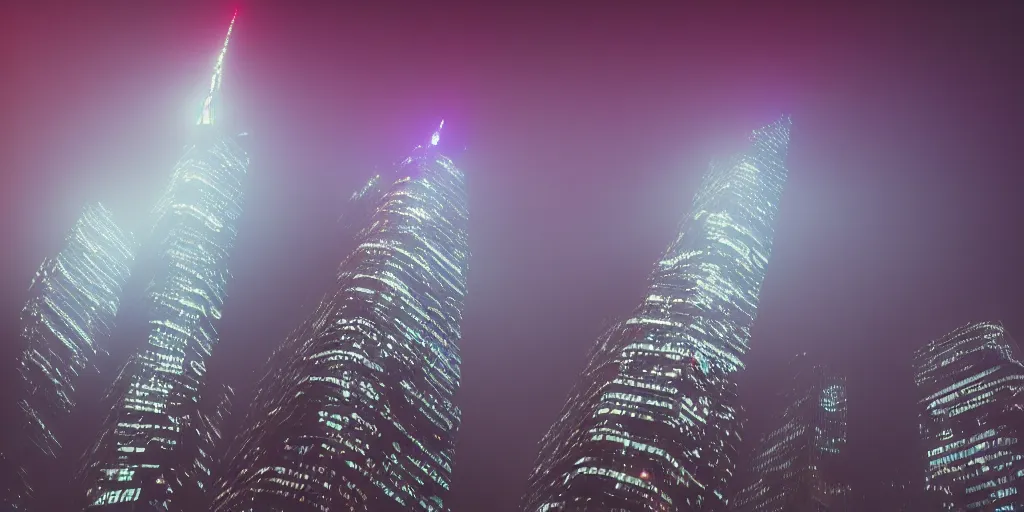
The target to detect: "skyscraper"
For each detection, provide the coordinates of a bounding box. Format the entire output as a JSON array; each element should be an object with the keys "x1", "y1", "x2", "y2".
[
  {"x1": 914, "y1": 321, "x2": 1024, "y2": 511},
  {"x1": 729, "y1": 355, "x2": 850, "y2": 512},
  {"x1": 2, "y1": 203, "x2": 134, "y2": 510},
  {"x1": 163, "y1": 383, "x2": 236, "y2": 511},
  {"x1": 79, "y1": 12, "x2": 249, "y2": 510},
  {"x1": 523, "y1": 117, "x2": 791, "y2": 511},
  {"x1": 212, "y1": 122, "x2": 469, "y2": 512}
]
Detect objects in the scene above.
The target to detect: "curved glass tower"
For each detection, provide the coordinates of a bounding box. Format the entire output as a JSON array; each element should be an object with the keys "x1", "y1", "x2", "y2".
[
  {"x1": 2, "y1": 203, "x2": 134, "y2": 510},
  {"x1": 213, "y1": 123, "x2": 469, "y2": 512},
  {"x1": 523, "y1": 117, "x2": 791, "y2": 511},
  {"x1": 79, "y1": 12, "x2": 248, "y2": 510}
]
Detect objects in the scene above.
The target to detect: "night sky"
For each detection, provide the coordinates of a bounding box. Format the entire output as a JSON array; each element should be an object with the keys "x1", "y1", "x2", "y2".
[{"x1": 2, "y1": 1, "x2": 1023, "y2": 510}]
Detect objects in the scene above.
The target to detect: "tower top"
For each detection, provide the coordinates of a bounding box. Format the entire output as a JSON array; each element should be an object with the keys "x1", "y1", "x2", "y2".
[
  {"x1": 430, "y1": 119, "x2": 445, "y2": 146},
  {"x1": 198, "y1": 10, "x2": 237, "y2": 126}
]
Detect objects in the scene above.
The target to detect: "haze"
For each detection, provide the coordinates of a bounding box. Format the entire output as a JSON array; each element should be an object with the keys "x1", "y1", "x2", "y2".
[{"x1": 1, "y1": 2, "x2": 1022, "y2": 510}]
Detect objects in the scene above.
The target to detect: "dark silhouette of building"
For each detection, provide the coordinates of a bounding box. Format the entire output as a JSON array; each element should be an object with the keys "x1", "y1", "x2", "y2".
[
  {"x1": 164, "y1": 383, "x2": 235, "y2": 511},
  {"x1": 729, "y1": 354, "x2": 851, "y2": 512},
  {"x1": 850, "y1": 480, "x2": 917, "y2": 511}
]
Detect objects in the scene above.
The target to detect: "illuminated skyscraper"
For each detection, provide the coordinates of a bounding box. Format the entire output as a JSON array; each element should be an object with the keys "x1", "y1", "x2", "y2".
[
  {"x1": 914, "y1": 321, "x2": 1024, "y2": 511},
  {"x1": 1, "y1": 203, "x2": 134, "y2": 510},
  {"x1": 523, "y1": 117, "x2": 791, "y2": 511},
  {"x1": 729, "y1": 355, "x2": 850, "y2": 512},
  {"x1": 79, "y1": 12, "x2": 249, "y2": 510},
  {"x1": 212, "y1": 122, "x2": 469, "y2": 512}
]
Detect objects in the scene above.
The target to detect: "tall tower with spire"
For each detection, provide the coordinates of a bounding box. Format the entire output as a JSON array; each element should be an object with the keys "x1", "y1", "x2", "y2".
[
  {"x1": 523, "y1": 117, "x2": 792, "y2": 511},
  {"x1": 212, "y1": 121, "x2": 470, "y2": 512},
  {"x1": 79, "y1": 12, "x2": 249, "y2": 511},
  {"x1": 198, "y1": 10, "x2": 236, "y2": 127}
]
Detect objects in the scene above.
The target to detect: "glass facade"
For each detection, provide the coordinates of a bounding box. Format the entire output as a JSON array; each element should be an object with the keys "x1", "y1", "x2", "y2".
[
  {"x1": 212, "y1": 125, "x2": 469, "y2": 512},
  {"x1": 2, "y1": 204, "x2": 134, "y2": 510},
  {"x1": 78, "y1": 14, "x2": 248, "y2": 511},
  {"x1": 523, "y1": 117, "x2": 791, "y2": 511},
  {"x1": 729, "y1": 355, "x2": 850, "y2": 512},
  {"x1": 914, "y1": 321, "x2": 1024, "y2": 511}
]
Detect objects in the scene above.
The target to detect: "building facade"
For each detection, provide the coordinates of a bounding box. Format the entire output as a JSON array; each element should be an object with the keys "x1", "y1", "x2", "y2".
[
  {"x1": 2, "y1": 203, "x2": 134, "y2": 510},
  {"x1": 78, "y1": 13, "x2": 249, "y2": 510},
  {"x1": 914, "y1": 321, "x2": 1024, "y2": 511},
  {"x1": 522, "y1": 117, "x2": 791, "y2": 511},
  {"x1": 163, "y1": 383, "x2": 235, "y2": 511},
  {"x1": 729, "y1": 355, "x2": 850, "y2": 512},
  {"x1": 212, "y1": 123, "x2": 469, "y2": 512}
]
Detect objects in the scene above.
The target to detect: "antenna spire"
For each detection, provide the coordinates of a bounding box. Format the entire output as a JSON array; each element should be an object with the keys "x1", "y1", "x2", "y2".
[
  {"x1": 199, "y1": 10, "x2": 237, "y2": 125},
  {"x1": 430, "y1": 119, "x2": 445, "y2": 146}
]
